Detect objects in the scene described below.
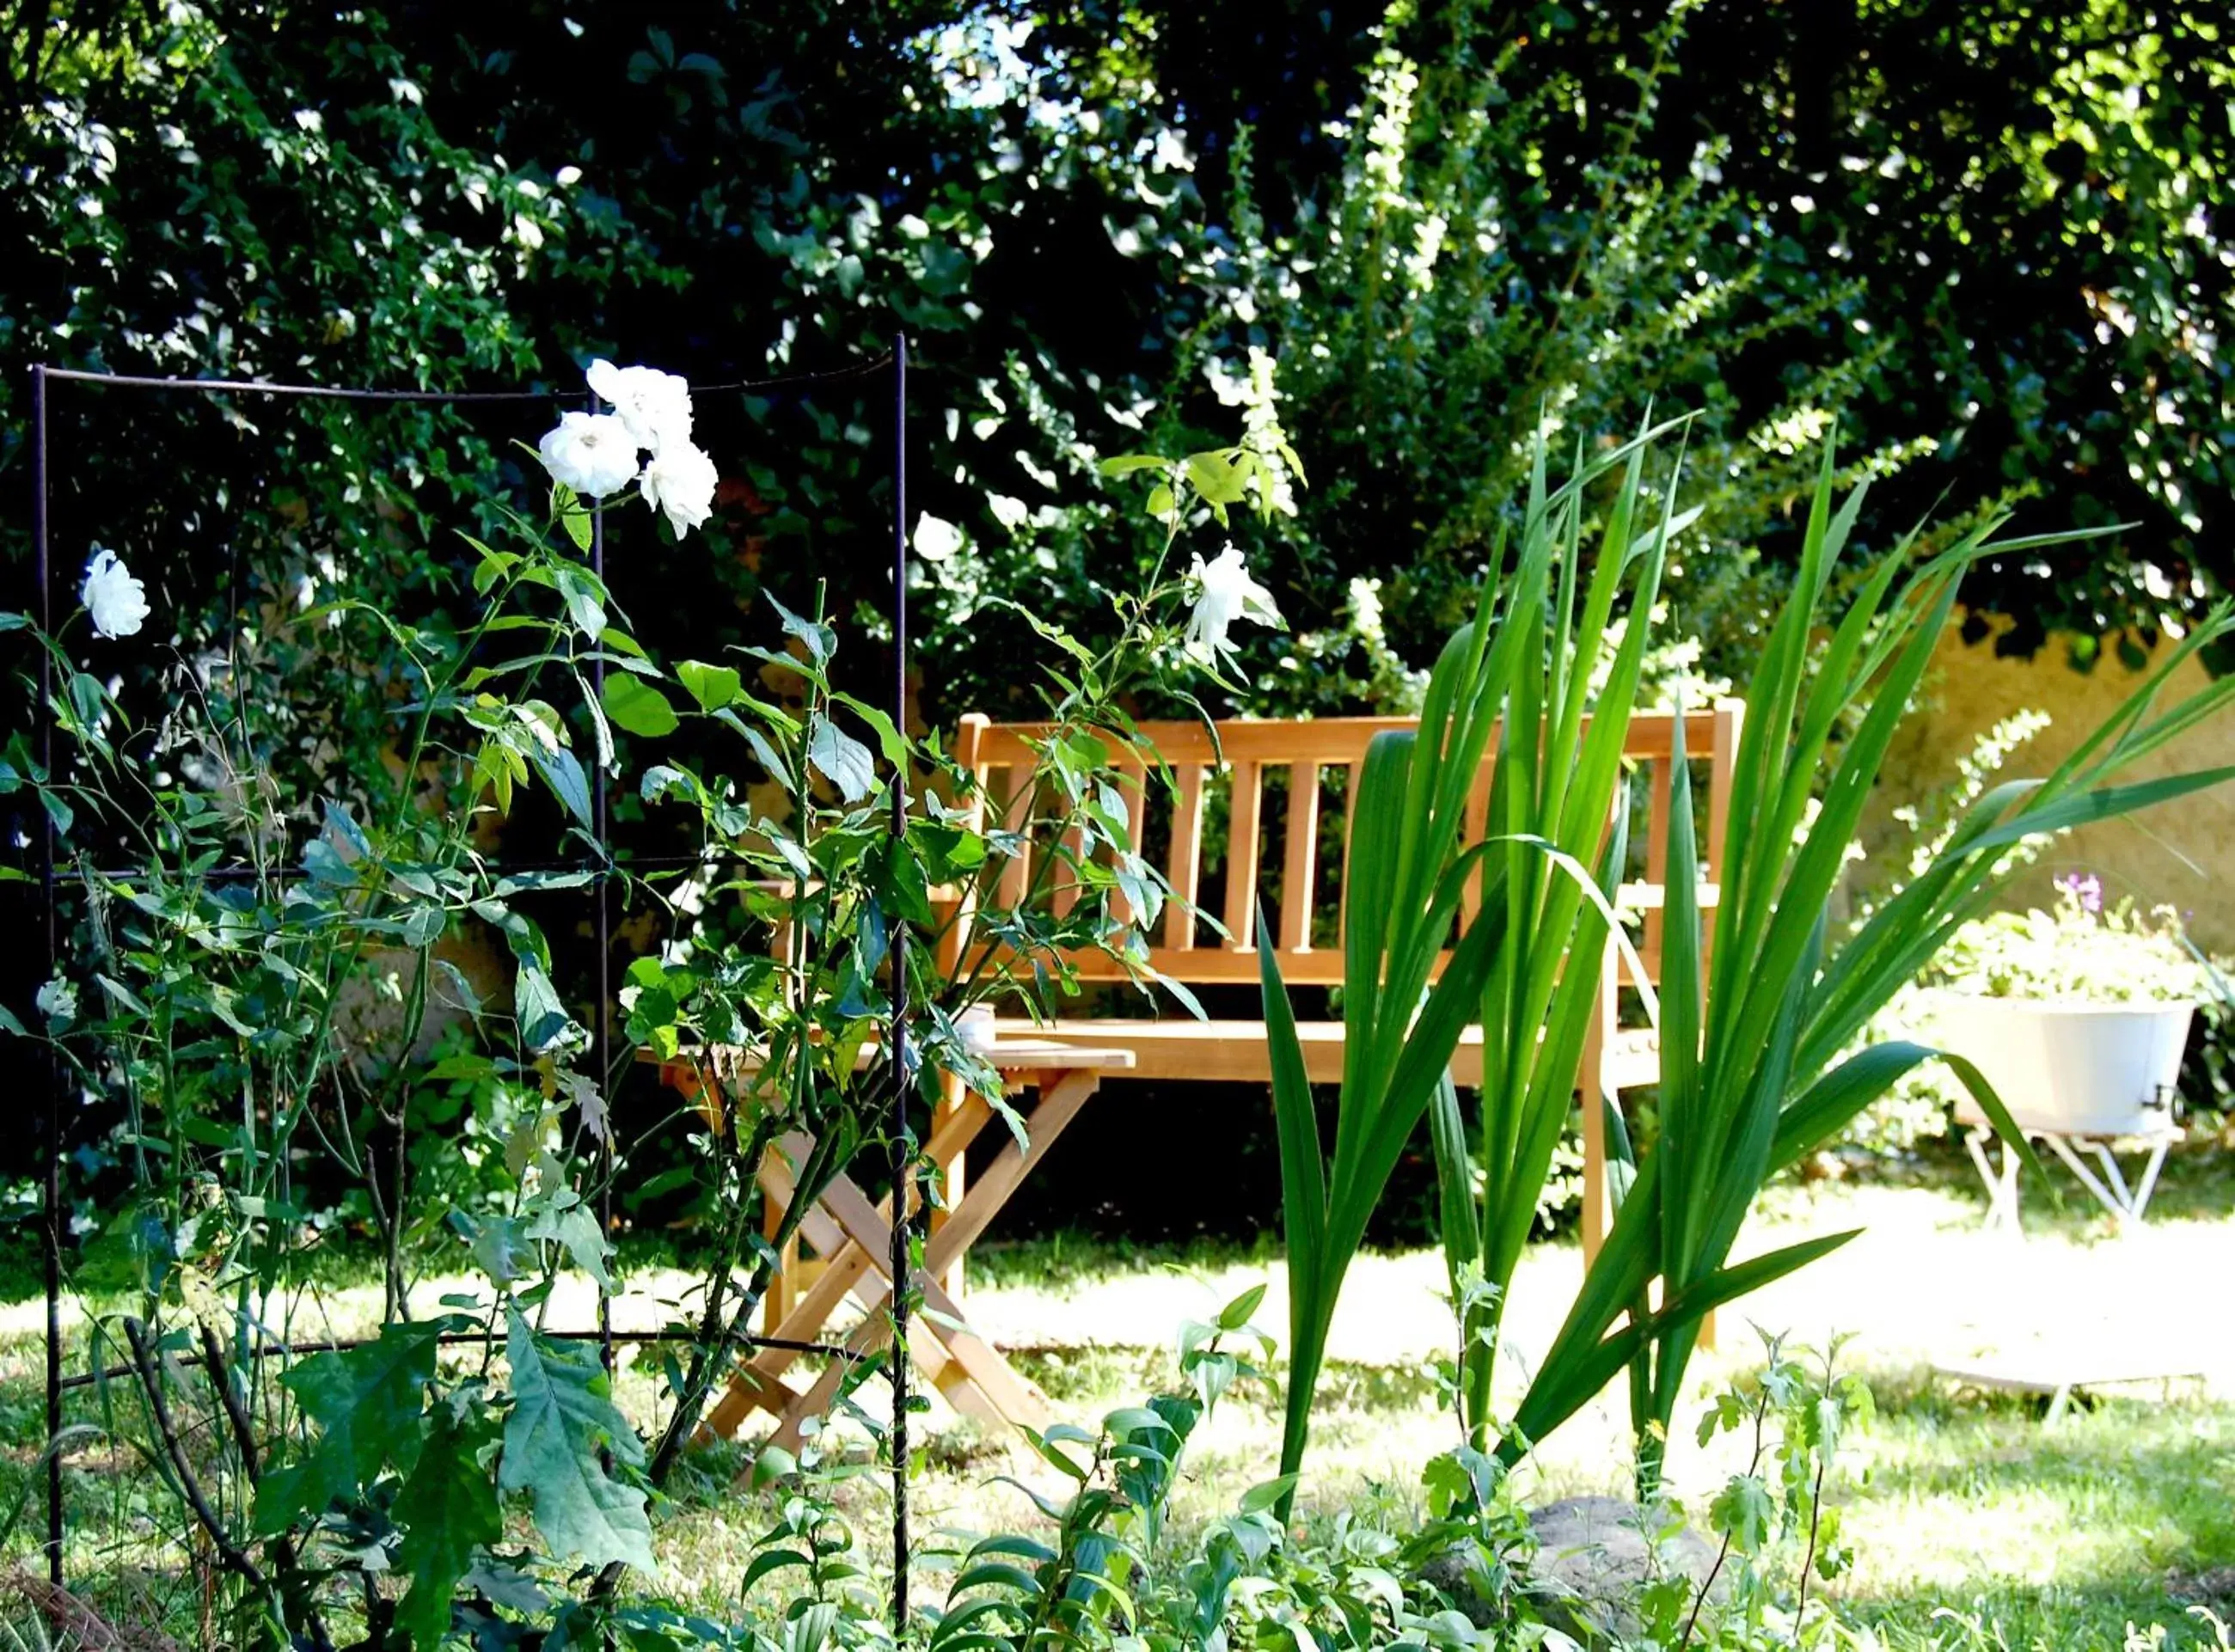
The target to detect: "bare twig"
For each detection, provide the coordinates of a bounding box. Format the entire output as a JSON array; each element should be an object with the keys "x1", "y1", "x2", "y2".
[
  {"x1": 0, "y1": 1564, "x2": 180, "y2": 1651},
  {"x1": 1795, "y1": 1456, "x2": 1828, "y2": 1624},
  {"x1": 1677, "y1": 1381, "x2": 1771, "y2": 1652},
  {"x1": 121, "y1": 1318, "x2": 269, "y2": 1593},
  {"x1": 197, "y1": 1324, "x2": 335, "y2": 1652},
  {"x1": 194, "y1": 1324, "x2": 263, "y2": 1482}
]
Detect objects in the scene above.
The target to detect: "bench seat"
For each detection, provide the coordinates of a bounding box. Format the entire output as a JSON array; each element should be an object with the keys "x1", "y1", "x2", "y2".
[{"x1": 993, "y1": 1016, "x2": 1662, "y2": 1091}]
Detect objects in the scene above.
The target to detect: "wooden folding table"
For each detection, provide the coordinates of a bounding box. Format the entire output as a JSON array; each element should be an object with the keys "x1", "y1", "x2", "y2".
[{"x1": 653, "y1": 1039, "x2": 1132, "y2": 1453}]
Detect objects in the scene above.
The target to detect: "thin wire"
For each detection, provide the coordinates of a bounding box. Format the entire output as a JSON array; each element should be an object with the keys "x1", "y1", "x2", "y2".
[
  {"x1": 57, "y1": 1326, "x2": 870, "y2": 1393},
  {"x1": 62, "y1": 854, "x2": 769, "y2": 884},
  {"x1": 36, "y1": 355, "x2": 897, "y2": 405}
]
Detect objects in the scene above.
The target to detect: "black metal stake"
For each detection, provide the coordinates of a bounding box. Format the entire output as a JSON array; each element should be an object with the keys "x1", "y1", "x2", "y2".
[
  {"x1": 591, "y1": 395, "x2": 615, "y2": 1376},
  {"x1": 31, "y1": 363, "x2": 64, "y2": 1590},
  {"x1": 888, "y1": 333, "x2": 911, "y2": 1629}
]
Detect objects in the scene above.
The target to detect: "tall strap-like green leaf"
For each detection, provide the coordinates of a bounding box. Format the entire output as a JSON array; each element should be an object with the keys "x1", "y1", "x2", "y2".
[
  {"x1": 1339, "y1": 731, "x2": 1413, "y2": 1123},
  {"x1": 1720, "y1": 571, "x2": 1962, "y2": 1079},
  {"x1": 1258, "y1": 904, "x2": 1324, "y2": 1290},
  {"x1": 1258, "y1": 908, "x2": 1324, "y2": 1497},
  {"x1": 1656, "y1": 699, "x2": 1704, "y2": 1279},
  {"x1": 1427, "y1": 1071, "x2": 1478, "y2": 1292},
  {"x1": 1713, "y1": 440, "x2": 1853, "y2": 999},
  {"x1": 1506, "y1": 1228, "x2": 1862, "y2": 1465},
  {"x1": 1353, "y1": 897, "x2": 1509, "y2": 1238}
]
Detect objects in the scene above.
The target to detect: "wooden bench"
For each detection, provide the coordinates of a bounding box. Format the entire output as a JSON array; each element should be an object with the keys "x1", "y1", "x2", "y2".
[{"x1": 940, "y1": 706, "x2": 1743, "y2": 1277}]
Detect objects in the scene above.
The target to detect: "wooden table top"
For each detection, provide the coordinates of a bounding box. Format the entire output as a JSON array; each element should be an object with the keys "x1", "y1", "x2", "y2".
[{"x1": 643, "y1": 1038, "x2": 1136, "y2": 1082}]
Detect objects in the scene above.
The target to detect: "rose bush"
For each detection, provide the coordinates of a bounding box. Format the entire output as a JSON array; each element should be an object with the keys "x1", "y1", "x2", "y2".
[{"x1": 2, "y1": 358, "x2": 1287, "y2": 1647}]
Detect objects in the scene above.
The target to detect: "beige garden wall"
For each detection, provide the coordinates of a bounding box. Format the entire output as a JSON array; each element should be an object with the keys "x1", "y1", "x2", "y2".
[{"x1": 1863, "y1": 615, "x2": 2235, "y2": 951}]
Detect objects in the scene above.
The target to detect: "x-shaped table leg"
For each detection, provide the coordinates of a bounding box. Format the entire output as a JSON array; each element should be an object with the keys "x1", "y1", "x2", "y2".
[
  {"x1": 701, "y1": 1089, "x2": 997, "y2": 1438},
  {"x1": 757, "y1": 1068, "x2": 1103, "y2": 1458}
]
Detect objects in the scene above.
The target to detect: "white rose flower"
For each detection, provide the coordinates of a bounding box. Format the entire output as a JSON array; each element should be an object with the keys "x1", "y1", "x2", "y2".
[
  {"x1": 912, "y1": 513, "x2": 964, "y2": 561},
  {"x1": 1184, "y1": 543, "x2": 1282, "y2": 664},
  {"x1": 81, "y1": 547, "x2": 150, "y2": 639},
  {"x1": 585, "y1": 358, "x2": 694, "y2": 454},
  {"x1": 537, "y1": 411, "x2": 640, "y2": 499},
  {"x1": 640, "y1": 438, "x2": 719, "y2": 537}
]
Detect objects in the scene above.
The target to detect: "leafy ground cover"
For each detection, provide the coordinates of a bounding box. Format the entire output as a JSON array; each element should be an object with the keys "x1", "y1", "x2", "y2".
[{"x1": 3, "y1": 1152, "x2": 2227, "y2": 1646}]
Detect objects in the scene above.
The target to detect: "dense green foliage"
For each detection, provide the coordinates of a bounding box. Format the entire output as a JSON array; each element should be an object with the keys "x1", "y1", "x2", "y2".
[
  {"x1": 1638, "y1": 0, "x2": 2235, "y2": 659},
  {"x1": 13, "y1": 0, "x2": 2229, "y2": 708}
]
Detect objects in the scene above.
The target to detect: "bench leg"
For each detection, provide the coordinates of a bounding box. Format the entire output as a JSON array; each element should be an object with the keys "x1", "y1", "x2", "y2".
[
  {"x1": 1580, "y1": 1000, "x2": 1608, "y2": 1263},
  {"x1": 762, "y1": 1192, "x2": 799, "y2": 1337}
]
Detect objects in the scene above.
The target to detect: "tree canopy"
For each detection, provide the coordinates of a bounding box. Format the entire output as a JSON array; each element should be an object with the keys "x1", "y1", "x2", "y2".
[{"x1": 6, "y1": 0, "x2": 2228, "y2": 697}]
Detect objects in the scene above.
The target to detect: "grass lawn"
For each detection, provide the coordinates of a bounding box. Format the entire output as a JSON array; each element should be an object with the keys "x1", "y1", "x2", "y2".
[{"x1": 2, "y1": 1144, "x2": 2230, "y2": 1647}]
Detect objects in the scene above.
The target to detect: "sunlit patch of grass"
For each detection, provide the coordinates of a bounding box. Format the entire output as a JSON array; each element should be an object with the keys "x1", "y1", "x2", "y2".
[
  {"x1": 964, "y1": 1229, "x2": 1284, "y2": 1295},
  {"x1": 3, "y1": 1203, "x2": 2233, "y2": 1647},
  {"x1": 1828, "y1": 1387, "x2": 2235, "y2": 1647}
]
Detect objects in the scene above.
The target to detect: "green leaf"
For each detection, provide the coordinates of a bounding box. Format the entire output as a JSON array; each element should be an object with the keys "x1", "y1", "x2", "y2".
[
  {"x1": 256, "y1": 1322, "x2": 444, "y2": 1534},
  {"x1": 501, "y1": 1307, "x2": 654, "y2": 1571},
  {"x1": 1215, "y1": 1282, "x2": 1267, "y2": 1331},
  {"x1": 466, "y1": 1213, "x2": 530, "y2": 1285},
  {"x1": 531, "y1": 745, "x2": 593, "y2": 829},
  {"x1": 832, "y1": 692, "x2": 910, "y2": 767},
  {"x1": 528, "y1": 1192, "x2": 616, "y2": 1289},
  {"x1": 602, "y1": 674, "x2": 678, "y2": 738},
  {"x1": 514, "y1": 960, "x2": 573, "y2": 1050},
  {"x1": 322, "y1": 798, "x2": 374, "y2": 859},
  {"x1": 750, "y1": 1447, "x2": 798, "y2": 1489},
  {"x1": 741, "y1": 1547, "x2": 817, "y2": 1594},
  {"x1": 1711, "y1": 1473, "x2": 1777, "y2": 1555},
  {"x1": 94, "y1": 974, "x2": 149, "y2": 1017},
  {"x1": 765, "y1": 590, "x2": 834, "y2": 664},
  {"x1": 1184, "y1": 450, "x2": 1250, "y2": 507},
  {"x1": 554, "y1": 564, "x2": 605, "y2": 637},
  {"x1": 1096, "y1": 453, "x2": 1173, "y2": 477},
  {"x1": 1239, "y1": 1473, "x2": 1299, "y2": 1515},
  {"x1": 677, "y1": 660, "x2": 742, "y2": 713},
  {"x1": 807, "y1": 713, "x2": 878, "y2": 803},
  {"x1": 393, "y1": 1404, "x2": 502, "y2": 1651},
  {"x1": 550, "y1": 483, "x2": 593, "y2": 553}
]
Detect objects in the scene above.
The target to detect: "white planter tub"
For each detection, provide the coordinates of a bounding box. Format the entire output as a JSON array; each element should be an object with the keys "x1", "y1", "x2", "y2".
[{"x1": 1926, "y1": 993, "x2": 2193, "y2": 1139}]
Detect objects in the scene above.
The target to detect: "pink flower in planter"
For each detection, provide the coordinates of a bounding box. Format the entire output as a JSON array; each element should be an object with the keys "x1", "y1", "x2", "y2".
[{"x1": 2054, "y1": 872, "x2": 2104, "y2": 915}]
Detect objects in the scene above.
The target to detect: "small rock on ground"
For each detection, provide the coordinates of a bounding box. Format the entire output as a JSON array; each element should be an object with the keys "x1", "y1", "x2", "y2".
[{"x1": 1526, "y1": 1495, "x2": 1723, "y2": 1645}]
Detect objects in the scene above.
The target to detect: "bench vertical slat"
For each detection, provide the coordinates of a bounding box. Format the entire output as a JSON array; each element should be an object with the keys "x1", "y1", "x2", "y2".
[
  {"x1": 1279, "y1": 762, "x2": 1320, "y2": 953},
  {"x1": 1461, "y1": 759, "x2": 1494, "y2": 927},
  {"x1": 1106, "y1": 756, "x2": 1148, "y2": 925},
  {"x1": 1338, "y1": 762, "x2": 1361, "y2": 949},
  {"x1": 1163, "y1": 763, "x2": 1207, "y2": 950},
  {"x1": 1704, "y1": 700, "x2": 1742, "y2": 958},
  {"x1": 1222, "y1": 762, "x2": 1263, "y2": 951},
  {"x1": 1050, "y1": 823, "x2": 1086, "y2": 919},
  {"x1": 996, "y1": 767, "x2": 1033, "y2": 911},
  {"x1": 939, "y1": 714, "x2": 993, "y2": 977},
  {"x1": 1643, "y1": 756, "x2": 1674, "y2": 978}
]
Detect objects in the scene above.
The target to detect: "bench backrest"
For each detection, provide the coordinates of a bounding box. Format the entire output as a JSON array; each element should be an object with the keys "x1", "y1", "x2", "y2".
[{"x1": 942, "y1": 706, "x2": 1743, "y2": 990}]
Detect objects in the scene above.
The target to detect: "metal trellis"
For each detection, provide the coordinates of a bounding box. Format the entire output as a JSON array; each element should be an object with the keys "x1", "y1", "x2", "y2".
[{"x1": 21, "y1": 340, "x2": 920, "y2": 1625}]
